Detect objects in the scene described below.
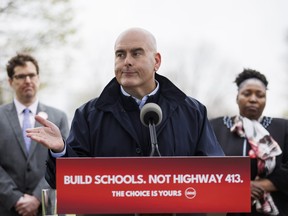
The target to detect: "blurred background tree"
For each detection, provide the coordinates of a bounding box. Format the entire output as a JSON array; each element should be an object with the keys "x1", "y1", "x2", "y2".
[
  {"x1": 0, "y1": 0, "x2": 77, "y2": 105},
  {"x1": 1, "y1": 0, "x2": 287, "y2": 121}
]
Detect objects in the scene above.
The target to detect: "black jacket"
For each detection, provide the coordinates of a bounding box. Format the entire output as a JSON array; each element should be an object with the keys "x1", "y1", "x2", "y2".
[
  {"x1": 46, "y1": 74, "x2": 224, "y2": 216},
  {"x1": 210, "y1": 116, "x2": 288, "y2": 216}
]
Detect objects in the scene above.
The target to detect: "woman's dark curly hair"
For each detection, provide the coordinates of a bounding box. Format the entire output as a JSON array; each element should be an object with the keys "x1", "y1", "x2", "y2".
[{"x1": 234, "y1": 68, "x2": 268, "y2": 89}]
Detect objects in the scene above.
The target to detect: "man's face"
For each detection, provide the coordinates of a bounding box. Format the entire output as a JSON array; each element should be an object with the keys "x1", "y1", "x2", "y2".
[
  {"x1": 236, "y1": 79, "x2": 266, "y2": 120},
  {"x1": 114, "y1": 31, "x2": 161, "y2": 99},
  {"x1": 9, "y1": 61, "x2": 40, "y2": 105}
]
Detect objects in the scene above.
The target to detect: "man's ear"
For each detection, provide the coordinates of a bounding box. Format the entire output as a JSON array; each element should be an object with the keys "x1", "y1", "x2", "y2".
[{"x1": 154, "y1": 52, "x2": 161, "y2": 72}]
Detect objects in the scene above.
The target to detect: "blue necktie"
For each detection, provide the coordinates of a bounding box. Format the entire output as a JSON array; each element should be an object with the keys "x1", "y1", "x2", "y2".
[{"x1": 22, "y1": 108, "x2": 31, "y2": 152}]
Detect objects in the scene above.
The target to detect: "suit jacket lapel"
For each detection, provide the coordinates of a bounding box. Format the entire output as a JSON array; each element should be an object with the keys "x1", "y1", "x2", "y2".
[{"x1": 4, "y1": 103, "x2": 28, "y2": 157}]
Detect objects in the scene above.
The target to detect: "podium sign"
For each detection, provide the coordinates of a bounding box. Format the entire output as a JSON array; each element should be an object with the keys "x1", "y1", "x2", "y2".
[{"x1": 56, "y1": 157, "x2": 250, "y2": 214}]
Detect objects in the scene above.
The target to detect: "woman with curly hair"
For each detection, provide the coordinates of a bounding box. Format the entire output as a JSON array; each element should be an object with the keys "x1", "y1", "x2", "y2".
[{"x1": 210, "y1": 69, "x2": 288, "y2": 216}]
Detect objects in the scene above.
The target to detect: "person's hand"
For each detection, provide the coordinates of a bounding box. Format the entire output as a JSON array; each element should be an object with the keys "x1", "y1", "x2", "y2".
[
  {"x1": 251, "y1": 180, "x2": 265, "y2": 201},
  {"x1": 15, "y1": 194, "x2": 40, "y2": 216},
  {"x1": 26, "y1": 115, "x2": 65, "y2": 153}
]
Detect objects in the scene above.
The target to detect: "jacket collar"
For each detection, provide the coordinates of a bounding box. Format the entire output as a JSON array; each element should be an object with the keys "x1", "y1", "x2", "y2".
[
  {"x1": 95, "y1": 73, "x2": 186, "y2": 111},
  {"x1": 93, "y1": 74, "x2": 187, "y2": 145},
  {"x1": 223, "y1": 115, "x2": 273, "y2": 129}
]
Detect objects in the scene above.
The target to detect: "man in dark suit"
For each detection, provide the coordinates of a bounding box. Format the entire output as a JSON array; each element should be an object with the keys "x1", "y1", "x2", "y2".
[{"x1": 0, "y1": 53, "x2": 69, "y2": 216}]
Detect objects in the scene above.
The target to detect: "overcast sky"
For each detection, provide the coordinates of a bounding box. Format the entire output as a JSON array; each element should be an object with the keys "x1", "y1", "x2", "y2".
[{"x1": 41, "y1": 0, "x2": 288, "y2": 120}]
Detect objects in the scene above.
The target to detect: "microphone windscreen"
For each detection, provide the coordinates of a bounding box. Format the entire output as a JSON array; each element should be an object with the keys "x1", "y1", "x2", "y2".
[{"x1": 140, "y1": 103, "x2": 162, "y2": 127}]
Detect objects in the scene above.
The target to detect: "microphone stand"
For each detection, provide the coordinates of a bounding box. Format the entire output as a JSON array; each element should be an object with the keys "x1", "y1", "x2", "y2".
[{"x1": 148, "y1": 120, "x2": 161, "y2": 157}]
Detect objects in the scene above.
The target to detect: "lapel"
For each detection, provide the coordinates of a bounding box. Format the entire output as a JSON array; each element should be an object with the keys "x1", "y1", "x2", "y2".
[
  {"x1": 28, "y1": 103, "x2": 47, "y2": 157},
  {"x1": 4, "y1": 103, "x2": 28, "y2": 157},
  {"x1": 110, "y1": 103, "x2": 140, "y2": 145}
]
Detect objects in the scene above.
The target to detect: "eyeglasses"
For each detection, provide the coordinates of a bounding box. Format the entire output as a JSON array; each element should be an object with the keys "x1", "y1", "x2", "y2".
[{"x1": 13, "y1": 73, "x2": 38, "y2": 80}]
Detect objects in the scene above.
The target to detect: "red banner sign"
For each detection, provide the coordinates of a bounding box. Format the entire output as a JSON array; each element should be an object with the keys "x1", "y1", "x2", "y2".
[{"x1": 56, "y1": 157, "x2": 250, "y2": 214}]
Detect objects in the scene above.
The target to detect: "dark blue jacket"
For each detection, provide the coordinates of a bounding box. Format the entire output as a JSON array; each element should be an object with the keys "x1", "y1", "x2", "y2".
[{"x1": 46, "y1": 74, "x2": 224, "y2": 187}]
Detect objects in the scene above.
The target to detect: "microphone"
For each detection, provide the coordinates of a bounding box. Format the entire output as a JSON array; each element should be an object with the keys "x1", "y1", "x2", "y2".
[{"x1": 140, "y1": 103, "x2": 162, "y2": 156}]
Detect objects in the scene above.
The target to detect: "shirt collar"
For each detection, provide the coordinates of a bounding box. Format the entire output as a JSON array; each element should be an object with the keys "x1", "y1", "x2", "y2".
[
  {"x1": 121, "y1": 80, "x2": 159, "y2": 98},
  {"x1": 120, "y1": 80, "x2": 159, "y2": 109},
  {"x1": 14, "y1": 98, "x2": 39, "y2": 115}
]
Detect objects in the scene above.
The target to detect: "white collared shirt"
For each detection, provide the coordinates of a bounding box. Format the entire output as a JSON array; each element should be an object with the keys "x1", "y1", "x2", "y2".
[
  {"x1": 120, "y1": 80, "x2": 160, "y2": 109},
  {"x1": 14, "y1": 98, "x2": 38, "y2": 128}
]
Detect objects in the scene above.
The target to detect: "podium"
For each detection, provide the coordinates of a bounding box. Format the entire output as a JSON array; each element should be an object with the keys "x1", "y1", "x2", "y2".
[{"x1": 56, "y1": 157, "x2": 250, "y2": 214}]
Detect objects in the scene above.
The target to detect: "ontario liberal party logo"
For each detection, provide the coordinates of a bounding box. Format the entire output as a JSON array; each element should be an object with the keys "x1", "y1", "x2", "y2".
[{"x1": 185, "y1": 187, "x2": 196, "y2": 199}]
